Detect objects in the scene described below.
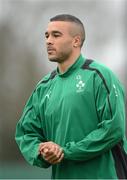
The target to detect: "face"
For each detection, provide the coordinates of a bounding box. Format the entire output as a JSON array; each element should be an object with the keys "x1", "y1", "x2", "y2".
[{"x1": 45, "y1": 21, "x2": 76, "y2": 63}]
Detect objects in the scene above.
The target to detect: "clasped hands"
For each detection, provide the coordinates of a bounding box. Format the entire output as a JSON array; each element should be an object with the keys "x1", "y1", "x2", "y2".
[{"x1": 39, "y1": 141, "x2": 64, "y2": 164}]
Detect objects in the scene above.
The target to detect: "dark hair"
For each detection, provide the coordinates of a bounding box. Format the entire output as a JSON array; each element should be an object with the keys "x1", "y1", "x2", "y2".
[{"x1": 50, "y1": 14, "x2": 85, "y2": 47}]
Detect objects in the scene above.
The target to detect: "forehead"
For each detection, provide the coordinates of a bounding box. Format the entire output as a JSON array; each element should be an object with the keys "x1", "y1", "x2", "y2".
[{"x1": 46, "y1": 21, "x2": 73, "y2": 33}]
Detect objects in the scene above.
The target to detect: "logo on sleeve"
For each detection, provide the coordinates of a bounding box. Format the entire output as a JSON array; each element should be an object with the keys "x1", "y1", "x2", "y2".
[
  {"x1": 76, "y1": 74, "x2": 85, "y2": 93},
  {"x1": 113, "y1": 84, "x2": 118, "y2": 97},
  {"x1": 45, "y1": 90, "x2": 52, "y2": 99}
]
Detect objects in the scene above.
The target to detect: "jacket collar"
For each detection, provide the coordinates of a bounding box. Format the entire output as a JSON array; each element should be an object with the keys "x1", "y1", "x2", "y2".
[{"x1": 57, "y1": 54, "x2": 85, "y2": 77}]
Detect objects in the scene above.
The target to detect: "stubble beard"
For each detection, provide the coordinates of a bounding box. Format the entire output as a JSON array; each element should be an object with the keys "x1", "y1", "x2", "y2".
[{"x1": 48, "y1": 50, "x2": 72, "y2": 64}]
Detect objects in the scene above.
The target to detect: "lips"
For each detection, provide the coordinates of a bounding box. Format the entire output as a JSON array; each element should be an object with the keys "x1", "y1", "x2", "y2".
[{"x1": 47, "y1": 47, "x2": 56, "y2": 52}]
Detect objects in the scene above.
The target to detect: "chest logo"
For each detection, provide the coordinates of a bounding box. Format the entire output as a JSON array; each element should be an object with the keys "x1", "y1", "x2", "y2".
[{"x1": 76, "y1": 75, "x2": 85, "y2": 93}]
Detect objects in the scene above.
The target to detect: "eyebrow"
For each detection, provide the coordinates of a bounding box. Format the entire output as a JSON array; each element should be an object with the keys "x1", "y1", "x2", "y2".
[{"x1": 45, "y1": 30, "x2": 63, "y2": 36}]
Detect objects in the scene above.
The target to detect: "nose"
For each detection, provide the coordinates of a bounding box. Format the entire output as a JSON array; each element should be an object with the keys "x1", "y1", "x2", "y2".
[{"x1": 46, "y1": 35, "x2": 54, "y2": 45}]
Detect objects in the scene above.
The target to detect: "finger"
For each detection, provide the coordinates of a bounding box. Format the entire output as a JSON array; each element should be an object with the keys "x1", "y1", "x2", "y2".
[
  {"x1": 46, "y1": 152, "x2": 60, "y2": 163},
  {"x1": 46, "y1": 147, "x2": 63, "y2": 163},
  {"x1": 48, "y1": 144, "x2": 56, "y2": 154},
  {"x1": 40, "y1": 141, "x2": 53, "y2": 148},
  {"x1": 45, "y1": 145, "x2": 56, "y2": 159},
  {"x1": 46, "y1": 147, "x2": 62, "y2": 161},
  {"x1": 40, "y1": 142, "x2": 55, "y2": 152},
  {"x1": 39, "y1": 143, "x2": 48, "y2": 152},
  {"x1": 41, "y1": 147, "x2": 51, "y2": 159},
  {"x1": 47, "y1": 144, "x2": 62, "y2": 157},
  {"x1": 50, "y1": 153, "x2": 64, "y2": 164},
  {"x1": 43, "y1": 144, "x2": 58, "y2": 161},
  {"x1": 43, "y1": 153, "x2": 54, "y2": 161},
  {"x1": 39, "y1": 143, "x2": 45, "y2": 154},
  {"x1": 53, "y1": 153, "x2": 64, "y2": 164},
  {"x1": 42, "y1": 148, "x2": 49, "y2": 155},
  {"x1": 56, "y1": 147, "x2": 63, "y2": 158}
]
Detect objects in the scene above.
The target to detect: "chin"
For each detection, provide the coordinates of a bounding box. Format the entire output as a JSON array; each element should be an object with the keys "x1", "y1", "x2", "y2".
[
  {"x1": 48, "y1": 55, "x2": 58, "y2": 62},
  {"x1": 48, "y1": 55, "x2": 64, "y2": 63},
  {"x1": 49, "y1": 57, "x2": 58, "y2": 62}
]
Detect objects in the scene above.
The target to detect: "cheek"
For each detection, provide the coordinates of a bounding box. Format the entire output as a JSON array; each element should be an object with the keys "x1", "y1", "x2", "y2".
[{"x1": 58, "y1": 40, "x2": 73, "y2": 51}]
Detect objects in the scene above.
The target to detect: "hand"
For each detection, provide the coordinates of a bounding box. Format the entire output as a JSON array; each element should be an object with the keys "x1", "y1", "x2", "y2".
[{"x1": 39, "y1": 141, "x2": 64, "y2": 164}]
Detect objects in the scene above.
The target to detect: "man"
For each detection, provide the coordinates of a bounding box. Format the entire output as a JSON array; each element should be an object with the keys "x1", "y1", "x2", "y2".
[{"x1": 15, "y1": 14, "x2": 127, "y2": 179}]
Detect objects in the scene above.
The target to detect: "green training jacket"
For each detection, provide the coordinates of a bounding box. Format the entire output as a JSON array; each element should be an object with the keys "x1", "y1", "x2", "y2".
[{"x1": 15, "y1": 54, "x2": 127, "y2": 179}]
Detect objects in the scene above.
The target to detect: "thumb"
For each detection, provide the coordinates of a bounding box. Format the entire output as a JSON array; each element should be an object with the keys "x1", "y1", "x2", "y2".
[
  {"x1": 42, "y1": 148, "x2": 49, "y2": 156},
  {"x1": 43, "y1": 148, "x2": 49, "y2": 153}
]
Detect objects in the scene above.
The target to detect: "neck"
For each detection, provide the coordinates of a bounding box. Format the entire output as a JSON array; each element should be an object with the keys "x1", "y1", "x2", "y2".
[{"x1": 58, "y1": 51, "x2": 81, "y2": 73}]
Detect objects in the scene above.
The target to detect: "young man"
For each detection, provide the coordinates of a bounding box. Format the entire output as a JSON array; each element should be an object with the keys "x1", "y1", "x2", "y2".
[{"x1": 15, "y1": 14, "x2": 127, "y2": 179}]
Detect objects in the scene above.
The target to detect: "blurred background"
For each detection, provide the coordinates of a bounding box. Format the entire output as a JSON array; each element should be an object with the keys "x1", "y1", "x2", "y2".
[{"x1": 0, "y1": 0, "x2": 126, "y2": 179}]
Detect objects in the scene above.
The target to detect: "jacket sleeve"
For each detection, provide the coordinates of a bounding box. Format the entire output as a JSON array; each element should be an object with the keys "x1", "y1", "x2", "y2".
[
  {"x1": 15, "y1": 88, "x2": 50, "y2": 168},
  {"x1": 63, "y1": 70, "x2": 126, "y2": 161}
]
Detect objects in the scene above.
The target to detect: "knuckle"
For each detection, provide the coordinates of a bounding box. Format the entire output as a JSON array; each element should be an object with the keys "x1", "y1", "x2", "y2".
[{"x1": 56, "y1": 154, "x2": 60, "y2": 159}]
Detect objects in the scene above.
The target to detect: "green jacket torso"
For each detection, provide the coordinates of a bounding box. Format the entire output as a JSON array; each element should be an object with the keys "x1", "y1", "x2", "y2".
[{"x1": 15, "y1": 55, "x2": 127, "y2": 179}]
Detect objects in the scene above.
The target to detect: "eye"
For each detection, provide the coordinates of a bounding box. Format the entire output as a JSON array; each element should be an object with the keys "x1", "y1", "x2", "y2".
[
  {"x1": 53, "y1": 33, "x2": 62, "y2": 38},
  {"x1": 45, "y1": 34, "x2": 49, "y2": 39},
  {"x1": 54, "y1": 34, "x2": 59, "y2": 37}
]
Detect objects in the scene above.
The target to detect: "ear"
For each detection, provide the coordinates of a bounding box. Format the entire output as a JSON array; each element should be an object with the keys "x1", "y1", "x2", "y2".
[{"x1": 73, "y1": 35, "x2": 81, "y2": 48}]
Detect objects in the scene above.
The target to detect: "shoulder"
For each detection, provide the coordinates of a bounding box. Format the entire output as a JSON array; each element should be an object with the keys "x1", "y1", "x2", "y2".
[
  {"x1": 82, "y1": 58, "x2": 124, "y2": 90},
  {"x1": 89, "y1": 59, "x2": 125, "y2": 92},
  {"x1": 37, "y1": 73, "x2": 51, "y2": 86},
  {"x1": 87, "y1": 59, "x2": 119, "y2": 81},
  {"x1": 35, "y1": 70, "x2": 57, "y2": 92},
  {"x1": 28, "y1": 70, "x2": 57, "y2": 100},
  {"x1": 82, "y1": 58, "x2": 114, "y2": 76},
  {"x1": 89, "y1": 60, "x2": 114, "y2": 76}
]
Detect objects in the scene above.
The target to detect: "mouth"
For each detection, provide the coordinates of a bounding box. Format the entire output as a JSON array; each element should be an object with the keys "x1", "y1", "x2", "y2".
[{"x1": 47, "y1": 47, "x2": 56, "y2": 53}]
